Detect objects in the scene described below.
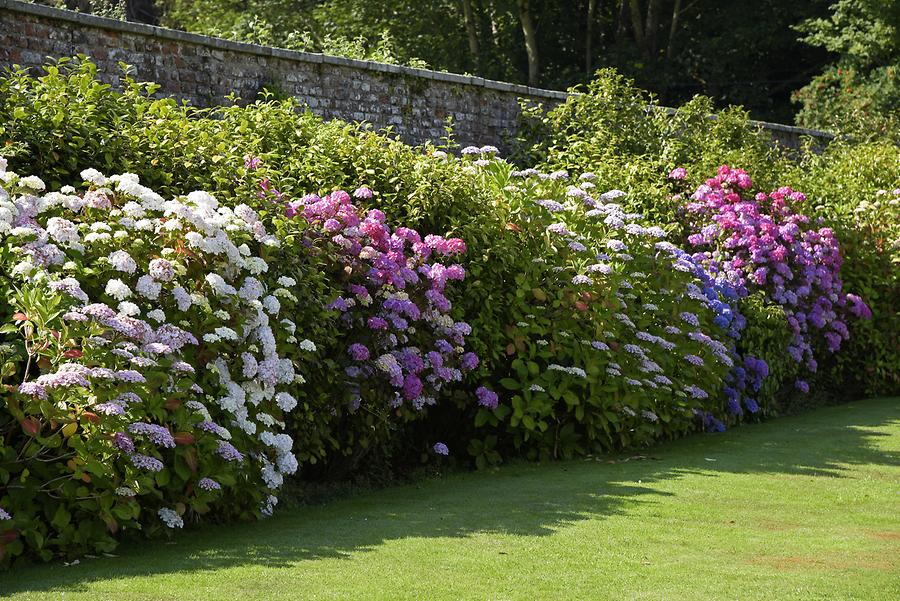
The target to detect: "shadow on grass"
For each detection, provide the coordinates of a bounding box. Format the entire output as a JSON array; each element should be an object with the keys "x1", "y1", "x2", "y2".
[{"x1": 3, "y1": 397, "x2": 898, "y2": 595}]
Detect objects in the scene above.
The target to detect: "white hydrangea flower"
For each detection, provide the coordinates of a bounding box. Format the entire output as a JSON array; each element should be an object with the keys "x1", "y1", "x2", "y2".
[
  {"x1": 19, "y1": 175, "x2": 46, "y2": 191},
  {"x1": 158, "y1": 508, "x2": 184, "y2": 529},
  {"x1": 108, "y1": 250, "x2": 137, "y2": 274},
  {"x1": 80, "y1": 168, "x2": 108, "y2": 186},
  {"x1": 105, "y1": 279, "x2": 132, "y2": 301},
  {"x1": 118, "y1": 301, "x2": 141, "y2": 316}
]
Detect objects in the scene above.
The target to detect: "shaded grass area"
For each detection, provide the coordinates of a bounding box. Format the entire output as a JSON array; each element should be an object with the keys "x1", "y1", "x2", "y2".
[{"x1": 3, "y1": 398, "x2": 898, "y2": 600}]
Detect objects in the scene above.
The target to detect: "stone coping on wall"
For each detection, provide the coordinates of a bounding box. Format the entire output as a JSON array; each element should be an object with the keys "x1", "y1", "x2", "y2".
[
  {"x1": 0, "y1": 0, "x2": 833, "y2": 143},
  {"x1": 0, "y1": 0, "x2": 568, "y2": 100}
]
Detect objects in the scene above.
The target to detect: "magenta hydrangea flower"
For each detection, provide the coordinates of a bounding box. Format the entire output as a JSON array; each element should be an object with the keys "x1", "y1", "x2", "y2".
[{"x1": 668, "y1": 167, "x2": 687, "y2": 180}]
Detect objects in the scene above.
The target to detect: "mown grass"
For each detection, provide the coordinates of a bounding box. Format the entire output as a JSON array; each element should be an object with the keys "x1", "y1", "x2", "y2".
[{"x1": 3, "y1": 398, "x2": 898, "y2": 600}]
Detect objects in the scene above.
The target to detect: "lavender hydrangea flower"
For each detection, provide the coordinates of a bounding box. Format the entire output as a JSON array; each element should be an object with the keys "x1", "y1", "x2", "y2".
[
  {"x1": 18, "y1": 382, "x2": 47, "y2": 399},
  {"x1": 115, "y1": 370, "x2": 146, "y2": 383},
  {"x1": 680, "y1": 312, "x2": 700, "y2": 327},
  {"x1": 94, "y1": 402, "x2": 125, "y2": 416},
  {"x1": 35, "y1": 370, "x2": 90, "y2": 389},
  {"x1": 128, "y1": 422, "x2": 176, "y2": 448},
  {"x1": 217, "y1": 441, "x2": 244, "y2": 462},
  {"x1": 433, "y1": 442, "x2": 449, "y2": 456},
  {"x1": 198, "y1": 477, "x2": 221, "y2": 491},
  {"x1": 130, "y1": 453, "x2": 164, "y2": 472},
  {"x1": 684, "y1": 354, "x2": 705, "y2": 366}
]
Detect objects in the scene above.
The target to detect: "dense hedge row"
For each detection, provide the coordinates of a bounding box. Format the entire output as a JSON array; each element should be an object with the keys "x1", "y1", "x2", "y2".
[
  {"x1": 515, "y1": 69, "x2": 899, "y2": 400},
  {"x1": 0, "y1": 60, "x2": 894, "y2": 567}
]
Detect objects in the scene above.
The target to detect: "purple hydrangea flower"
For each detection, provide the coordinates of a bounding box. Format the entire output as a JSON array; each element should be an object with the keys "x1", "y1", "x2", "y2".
[
  {"x1": 460, "y1": 352, "x2": 479, "y2": 371},
  {"x1": 348, "y1": 343, "x2": 370, "y2": 361},
  {"x1": 113, "y1": 432, "x2": 135, "y2": 453},
  {"x1": 475, "y1": 386, "x2": 499, "y2": 409}
]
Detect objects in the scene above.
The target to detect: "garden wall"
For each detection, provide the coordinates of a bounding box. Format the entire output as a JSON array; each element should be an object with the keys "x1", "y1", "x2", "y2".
[{"x1": 0, "y1": 0, "x2": 830, "y2": 151}]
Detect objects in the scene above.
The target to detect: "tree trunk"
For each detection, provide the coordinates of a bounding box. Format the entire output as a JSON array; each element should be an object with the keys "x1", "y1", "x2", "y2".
[
  {"x1": 666, "y1": 0, "x2": 683, "y2": 61},
  {"x1": 616, "y1": 0, "x2": 628, "y2": 43},
  {"x1": 628, "y1": 0, "x2": 645, "y2": 55},
  {"x1": 644, "y1": 0, "x2": 661, "y2": 56},
  {"x1": 586, "y1": 0, "x2": 598, "y2": 76},
  {"x1": 517, "y1": 0, "x2": 540, "y2": 86},
  {"x1": 461, "y1": 0, "x2": 481, "y2": 72}
]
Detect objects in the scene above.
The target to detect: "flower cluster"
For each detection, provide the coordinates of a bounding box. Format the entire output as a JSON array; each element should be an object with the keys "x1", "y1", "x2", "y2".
[
  {"x1": 0, "y1": 165, "x2": 308, "y2": 550},
  {"x1": 286, "y1": 188, "x2": 485, "y2": 414},
  {"x1": 463, "y1": 156, "x2": 759, "y2": 451},
  {"x1": 677, "y1": 165, "x2": 870, "y2": 385}
]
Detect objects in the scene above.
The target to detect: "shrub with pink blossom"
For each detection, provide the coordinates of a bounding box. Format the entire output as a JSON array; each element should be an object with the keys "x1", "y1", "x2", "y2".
[
  {"x1": 282, "y1": 186, "x2": 482, "y2": 441},
  {"x1": 673, "y1": 165, "x2": 871, "y2": 391}
]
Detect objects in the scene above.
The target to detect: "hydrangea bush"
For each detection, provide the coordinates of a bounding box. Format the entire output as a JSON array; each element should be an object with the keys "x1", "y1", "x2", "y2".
[
  {"x1": 458, "y1": 155, "x2": 766, "y2": 462},
  {"x1": 672, "y1": 165, "x2": 871, "y2": 394},
  {"x1": 0, "y1": 160, "x2": 478, "y2": 565},
  {"x1": 0, "y1": 165, "x2": 311, "y2": 563},
  {"x1": 283, "y1": 185, "x2": 480, "y2": 452}
]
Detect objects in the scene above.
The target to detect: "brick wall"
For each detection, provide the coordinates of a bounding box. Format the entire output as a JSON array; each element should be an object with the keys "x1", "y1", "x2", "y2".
[{"x1": 0, "y1": 0, "x2": 831, "y2": 152}]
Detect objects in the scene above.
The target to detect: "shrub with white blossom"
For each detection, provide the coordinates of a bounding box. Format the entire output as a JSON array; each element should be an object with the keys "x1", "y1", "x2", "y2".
[{"x1": 0, "y1": 166, "x2": 308, "y2": 563}]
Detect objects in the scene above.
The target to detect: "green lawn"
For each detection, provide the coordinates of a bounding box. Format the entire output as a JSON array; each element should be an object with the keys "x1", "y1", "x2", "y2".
[{"x1": 2, "y1": 398, "x2": 898, "y2": 600}]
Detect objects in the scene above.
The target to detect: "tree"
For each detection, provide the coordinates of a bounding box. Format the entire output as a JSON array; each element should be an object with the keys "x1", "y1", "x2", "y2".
[
  {"x1": 792, "y1": 0, "x2": 900, "y2": 139},
  {"x1": 517, "y1": 0, "x2": 540, "y2": 86}
]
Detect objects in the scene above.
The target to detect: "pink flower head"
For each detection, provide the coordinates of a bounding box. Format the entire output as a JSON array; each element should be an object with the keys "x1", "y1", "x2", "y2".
[
  {"x1": 366, "y1": 209, "x2": 387, "y2": 223},
  {"x1": 331, "y1": 190, "x2": 351, "y2": 205},
  {"x1": 668, "y1": 167, "x2": 687, "y2": 180},
  {"x1": 353, "y1": 186, "x2": 373, "y2": 199}
]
